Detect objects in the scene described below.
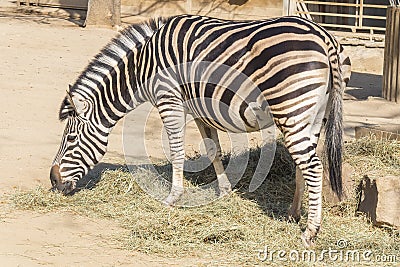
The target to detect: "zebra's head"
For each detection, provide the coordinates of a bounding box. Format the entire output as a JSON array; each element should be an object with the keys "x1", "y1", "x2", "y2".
[{"x1": 50, "y1": 88, "x2": 108, "y2": 195}]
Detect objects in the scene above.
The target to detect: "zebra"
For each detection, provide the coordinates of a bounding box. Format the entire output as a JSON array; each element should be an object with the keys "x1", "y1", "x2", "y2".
[{"x1": 50, "y1": 15, "x2": 351, "y2": 247}]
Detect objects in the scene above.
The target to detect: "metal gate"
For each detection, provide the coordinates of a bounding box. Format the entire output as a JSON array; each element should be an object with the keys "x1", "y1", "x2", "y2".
[{"x1": 292, "y1": 0, "x2": 388, "y2": 36}]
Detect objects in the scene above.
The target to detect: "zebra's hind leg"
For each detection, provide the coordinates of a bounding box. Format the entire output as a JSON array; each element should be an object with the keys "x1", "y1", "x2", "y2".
[
  {"x1": 298, "y1": 154, "x2": 323, "y2": 248},
  {"x1": 194, "y1": 119, "x2": 232, "y2": 197},
  {"x1": 285, "y1": 130, "x2": 323, "y2": 247},
  {"x1": 287, "y1": 167, "x2": 304, "y2": 223}
]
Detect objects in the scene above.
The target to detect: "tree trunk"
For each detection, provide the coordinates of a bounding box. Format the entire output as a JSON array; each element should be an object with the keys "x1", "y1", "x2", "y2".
[{"x1": 84, "y1": 0, "x2": 121, "y2": 27}]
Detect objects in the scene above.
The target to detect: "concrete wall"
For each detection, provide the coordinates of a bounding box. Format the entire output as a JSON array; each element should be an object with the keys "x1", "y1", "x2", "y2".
[{"x1": 122, "y1": 0, "x2": 284, "y2": 20}]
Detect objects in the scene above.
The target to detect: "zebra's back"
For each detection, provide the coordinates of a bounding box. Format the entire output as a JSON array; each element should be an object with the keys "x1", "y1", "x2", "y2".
[{"x1": 139, "y1": 15, "x2": 340, "y2": 133}]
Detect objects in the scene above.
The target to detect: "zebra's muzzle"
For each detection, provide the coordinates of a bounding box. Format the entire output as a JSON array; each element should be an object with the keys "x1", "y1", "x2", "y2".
[{"x1": 50, "y1": 165, "x2": 75, "y2": 195}]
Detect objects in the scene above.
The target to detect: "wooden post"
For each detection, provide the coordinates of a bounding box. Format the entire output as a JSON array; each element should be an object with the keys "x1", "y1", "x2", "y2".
[
  {"x1": 383, "y1": 7, "x2": 392, "y2": 99},
  {"x1": 383, "y1": 7, "x2": 400, "y2": 103}
]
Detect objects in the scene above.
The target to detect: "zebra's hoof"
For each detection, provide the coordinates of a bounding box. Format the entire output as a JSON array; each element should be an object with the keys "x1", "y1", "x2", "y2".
[
  {"x1": 286, "y1": 209, "x2": 301, "y2": 223},
  {"x1": 162, "y1": 187, "x2": 184, "y2": 206},
  {"x1": 286, "y1": 214, "x2": 301, "y2": 224},
  {"x1": 218, "y1": 185, "x2": 232, "y2": 197},
  {"x1": 301, "y1": 231, "x2": 316, "y2": 248}
]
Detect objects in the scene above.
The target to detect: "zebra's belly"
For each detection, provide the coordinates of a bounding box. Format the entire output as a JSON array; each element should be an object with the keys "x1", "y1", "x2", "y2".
[{"x1": 186, "y1": 100, "x2": 275, "y2": 133}]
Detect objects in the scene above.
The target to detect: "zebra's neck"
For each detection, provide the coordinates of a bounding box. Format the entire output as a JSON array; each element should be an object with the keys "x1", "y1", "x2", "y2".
[{"x1": 71, "y1": 18, "x2": 167, "y2": 129}]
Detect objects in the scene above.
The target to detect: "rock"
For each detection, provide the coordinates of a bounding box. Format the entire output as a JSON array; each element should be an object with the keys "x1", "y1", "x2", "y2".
[
  {"x1": 322, "y1": 162, "x2": 356, "y2": 204},
  {"x1": 358, "y1": 176, "x2": 400, "y2": 229},
  {"x1": 355, "y1": 126, "x2": 400, "y2": 141},
  {"x1": 84, "y1": 0, "x2": 121, "y2": 27}
]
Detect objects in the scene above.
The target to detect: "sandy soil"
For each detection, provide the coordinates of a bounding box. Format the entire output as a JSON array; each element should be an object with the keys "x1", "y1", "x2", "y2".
[
  {"x1": 0, "y1": 13, "x2": 205, "y2": 266},
  {"x1": 0, "y1": 9, "x2": 399, "y2": 266}
]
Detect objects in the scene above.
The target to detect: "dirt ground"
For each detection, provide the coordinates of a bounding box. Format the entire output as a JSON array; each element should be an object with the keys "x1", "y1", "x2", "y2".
[{"x1": 0, "y1": 7, "x2": 399, "y2": 266}]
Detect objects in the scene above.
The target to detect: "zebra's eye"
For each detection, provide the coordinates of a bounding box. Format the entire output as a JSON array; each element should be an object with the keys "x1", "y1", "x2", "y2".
[{"x1": 67, "y1": 134, "x2": 78, "y2": 142}]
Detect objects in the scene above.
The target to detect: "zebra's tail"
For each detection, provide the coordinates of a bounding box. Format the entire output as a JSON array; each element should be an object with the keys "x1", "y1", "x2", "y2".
[{"x1": 324, "y1": 46, "x2": 350, "y2": 201}]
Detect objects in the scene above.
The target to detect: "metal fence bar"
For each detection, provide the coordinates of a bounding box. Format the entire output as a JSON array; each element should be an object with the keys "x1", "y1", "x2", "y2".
[
  {"x1": 300, "y1": 1, "x2": 358, "y2": 7},
  {"x1": 297, "y1": 11, "x2": 360, "y2": 18},
  {"x1": 297, "y1": 11, "x2": 389, "y2": 21},
  {"x1": 318, "y1": 23, "x2": 385, "y2": 31},
  {"x1": 362, "y1": 15, "x2": 387, "y2": 20},
  {"x1": 359, "y1": 0, "x2": 364, "y2": 28}
]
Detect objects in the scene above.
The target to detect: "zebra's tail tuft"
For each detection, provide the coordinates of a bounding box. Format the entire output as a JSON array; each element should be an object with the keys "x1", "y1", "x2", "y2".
[{"x1": 324, "y1": 49, "x2": 349, "y2": 201}]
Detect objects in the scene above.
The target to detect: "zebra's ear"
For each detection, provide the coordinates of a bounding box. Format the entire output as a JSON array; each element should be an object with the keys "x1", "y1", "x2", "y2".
[
  {"x1": 59, "y1": 94, "x2": 75, "y2": 121},
  {"x1": 69, "y1": 93, "x2": 89, "y2": 116},
  {"x1": 59, "y1": 86, "x2": 88, "y2": 121}
]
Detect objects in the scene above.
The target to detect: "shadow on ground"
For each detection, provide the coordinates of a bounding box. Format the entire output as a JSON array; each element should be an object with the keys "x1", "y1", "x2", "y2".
[
  {"x1": 77, "y1": 162, "x2": 126, "y2": 189},
  {"x1": 0, "y1": 3, "x2": 86, "y2": 26},
  {"x1": 76, "y1": 141, "x2": 297, "y2": 220},
  {"x1": 346, "y1": 71, "x2": 382, "y2": 100}
]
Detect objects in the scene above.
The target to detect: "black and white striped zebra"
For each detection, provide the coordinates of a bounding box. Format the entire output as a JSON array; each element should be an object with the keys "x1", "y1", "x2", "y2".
[{"x1": 50, "y1": 15, "x2": 351, "y2": 247}]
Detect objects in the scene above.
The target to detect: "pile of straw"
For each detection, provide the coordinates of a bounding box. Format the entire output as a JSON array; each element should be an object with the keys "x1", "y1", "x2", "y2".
[{"x1": 11, "y1": 137, "x2": 399, "y2": 266}]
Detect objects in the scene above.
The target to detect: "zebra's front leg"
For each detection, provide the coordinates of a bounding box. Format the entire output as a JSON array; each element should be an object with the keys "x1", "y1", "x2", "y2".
[
  {"x1": 194, "y1": 119, "x2": 231, "y2": 196},
  {"x1": 163, "y1": 163, "x2": 185, "y2": 206},
  {"x1": 159, "y1": 105, "x2": 186, "y2": 207}
]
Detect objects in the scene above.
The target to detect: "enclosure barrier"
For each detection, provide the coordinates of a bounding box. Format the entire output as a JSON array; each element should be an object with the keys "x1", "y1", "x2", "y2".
[
  {"x1": 294, "y1": 0, "x2": 387, "y2": 37},
  {"x1": 383, "y1": 6, "x2": 400, "y2": 103}
]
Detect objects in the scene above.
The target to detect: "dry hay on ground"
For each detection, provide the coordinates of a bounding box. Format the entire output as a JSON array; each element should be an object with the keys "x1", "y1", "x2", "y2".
[{"x1": 11, "y1": 138, "x2": 400, "y2": 266}]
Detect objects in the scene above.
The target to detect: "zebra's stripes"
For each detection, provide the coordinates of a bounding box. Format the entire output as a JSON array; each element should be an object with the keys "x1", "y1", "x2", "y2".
[{"x1": 50, "y1": 15, "x2": 351, "y2": 247}]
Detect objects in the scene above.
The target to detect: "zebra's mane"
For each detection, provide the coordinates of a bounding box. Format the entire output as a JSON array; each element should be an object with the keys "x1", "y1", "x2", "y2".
[{"x1": 59, "y1": 17, "x2": 169, "y2": 121}]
